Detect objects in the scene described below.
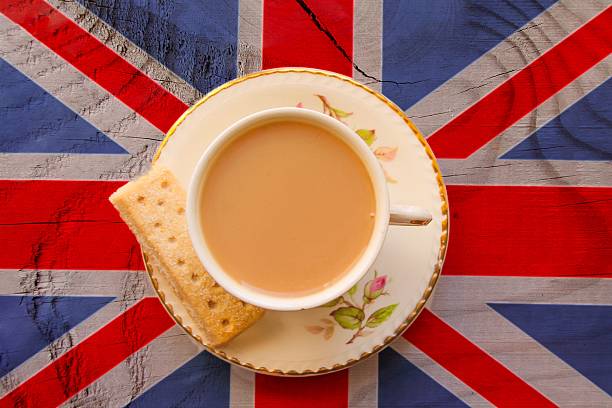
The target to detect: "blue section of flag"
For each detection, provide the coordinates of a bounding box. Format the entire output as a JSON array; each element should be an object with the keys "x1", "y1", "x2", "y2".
[
  {"x1": 501, "y1": 79, "x2": 612, "y2": 160},
  {"x1": 378, "y1": 348, "x2": 468, "y2": 407},
  {"x1": 126, "y1": 351, "x2": 230, "y2": 407},
  {"x1": 0, "y1": 295, "x2": 114, "y2": 377},
  {"x1": 382, "y1": 0, "x2": 557, "y2": 109},
  {"x1": 490, "y1": 303, "x2": 612, "y2": 395},
  {"x1": 78, "y1": 0, "x2": 239, "y2": 94},
  {"x1": 0, "y1": 59, "x2": 127, "y2": 154}
]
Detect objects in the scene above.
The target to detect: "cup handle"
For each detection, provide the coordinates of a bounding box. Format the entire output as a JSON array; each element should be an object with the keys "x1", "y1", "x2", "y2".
[{"x1": 389, "y1": 205, "x2": 432, "y2": 226}]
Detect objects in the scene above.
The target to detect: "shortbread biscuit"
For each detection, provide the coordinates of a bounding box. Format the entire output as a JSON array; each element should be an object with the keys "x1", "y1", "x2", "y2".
[{"x1": 110, "y1": 165, "x2": 264, "y2": 346}]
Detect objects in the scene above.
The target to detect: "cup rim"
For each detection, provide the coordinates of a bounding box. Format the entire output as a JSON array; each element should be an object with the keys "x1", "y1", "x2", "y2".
[{"x1": 187, "y1": 107, "x2": 390, "y2": 311}]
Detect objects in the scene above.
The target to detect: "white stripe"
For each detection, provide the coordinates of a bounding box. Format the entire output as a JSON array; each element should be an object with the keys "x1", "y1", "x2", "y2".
[
  {"x1": 406, "y1": 0, "x2": 609, "y2": 137},
  {"x1": 238, "y1": 0, "x2": 263, "y2": 76},
  {"x1": 0, "y1": 16, "x2": 162, "y2": 153},
  {"x1": 0, "y1": 270, "x2": 153, "y2": 397},
  {"x1": 0, "y1": 296, "x2": 143, "y2": 397},
  {"x1": 348, "y1": 355, "x2": 378, "y2": 407},
  {"x1": 64, "y1": 326, "x2": 201, "y2": 408},
  {"x1": 429, "y1": 276, "x2": 612, "y2": 406},
  {"x1": 431, "y1": 276, "x2": 612, "y2": 308},
  {"x1": 353, "y1": 0, "x2": 382, "y2": 92},
  {"x1": 390, "y1": 337, "x2": 493, "y2": 407},
  {"x1": 0, "y1": 269, "x2": 153, "y2": 297},
  {"x1": 439, "y1": 158, "x2": 612, "y2": 186},
  {"x1": 485, "y1": 55, "x2": 611, "y2": 156},
  {"x1": 46, "y1": 0, "x2": 203, "y2": 106},
  {"x1": 0, "y1": 14, "x2": 162, "y2": 180},
  {"x1": 230, "y1": 366, "x2": 255, "y2": 408},
  {"x1": 0, "y1": 153, "x2": 154, "y2": 181},
  {"x1": 437, "y1": 55, "x2": 612, "y2": 186}
]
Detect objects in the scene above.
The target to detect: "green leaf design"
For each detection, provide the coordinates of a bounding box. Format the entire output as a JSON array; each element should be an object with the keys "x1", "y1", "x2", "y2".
[
  {"x1": 331, "y1": 107, "x2": 352, "y2": 118},
  {"x1": 347, "y1": 283, "x2": 358, "y2": 296},
  {"x1": 365, "y1": 304, "x2": 398, "y2": 328},
  {"x1": 356, "y1": 129, "x2": 376, "y2": 146},
  {"x1": 331, "y1": 307, "x2": 365, "y2": 330},
  {"x1": 322, "y1": 297, "x2": 342, "y2": 307}
]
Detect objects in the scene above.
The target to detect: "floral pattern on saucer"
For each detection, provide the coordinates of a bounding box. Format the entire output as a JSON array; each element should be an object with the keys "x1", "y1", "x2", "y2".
[
  {"x1": 299, "y1": 94, "x2": 399, "y2": 182},
  {"x1": 306, "y1": 271, "x2": 398, "y2": 344}
]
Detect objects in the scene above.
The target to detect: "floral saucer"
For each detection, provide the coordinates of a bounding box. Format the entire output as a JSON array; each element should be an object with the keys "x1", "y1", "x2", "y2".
[{"x1": 148, "y1": 68, "x2": 449, "y2": 376}]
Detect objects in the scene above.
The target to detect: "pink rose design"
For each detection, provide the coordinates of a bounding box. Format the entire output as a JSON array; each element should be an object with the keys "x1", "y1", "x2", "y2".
[
  {"x1": 371, "y1": 275, "x2": 387, "y2": 291},
  {"x1": 364, "y1": 275, "x2": 387, "y2": 301}
]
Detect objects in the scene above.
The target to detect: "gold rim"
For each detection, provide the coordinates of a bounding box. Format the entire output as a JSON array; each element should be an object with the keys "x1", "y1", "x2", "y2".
[{"x1": 145, "y1": 67, "x2": 449, "y2": 376}]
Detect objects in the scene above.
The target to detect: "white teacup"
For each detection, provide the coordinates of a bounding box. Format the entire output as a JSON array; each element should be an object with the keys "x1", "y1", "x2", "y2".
[{"x1": 187, "y1": 107, "x2": 431, "y2": 311}]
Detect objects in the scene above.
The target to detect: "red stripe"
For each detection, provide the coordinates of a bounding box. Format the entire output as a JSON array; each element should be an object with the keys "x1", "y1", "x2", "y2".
[
  {"x1": 262, "y1": 0, "x2": 353, "y2": 76},
  {"x1": 5, "y1": 182, "x2": 608, "y2": 276},
  {"x1": 0, "y1": 180, "x2": 143, "y2": 270},
  {"x1": 445, "y1": 185, "x2": 612, "y2": 278},
  {"x1": 0, "y1": 0, "x2": 188, "y2": 133},
  {"x1": 405, "y1": 309, "x2": 556, "y2": 407},
  {"x1": 0, "y1": 298, "x2": 174, "y2": 408},
  {"x1": 427, "y1": 6, "x2": 612, "y2": 158},
  {"x1": 255, "y1": 371, "x2": 348, "y2": 408},
  {"x1": 256, "y1": 2, "x2": 352, "y2": 405}
]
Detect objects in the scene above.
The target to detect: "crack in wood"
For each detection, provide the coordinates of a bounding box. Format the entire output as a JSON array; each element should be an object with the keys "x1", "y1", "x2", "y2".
[{"x1": 293, "y1": 0, "x2": 422, "y2": 85}]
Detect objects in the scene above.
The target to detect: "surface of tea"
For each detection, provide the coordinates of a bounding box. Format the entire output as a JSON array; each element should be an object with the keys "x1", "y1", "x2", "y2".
[{"x1": 200, "y1": 120, "x2": 375, "y2": 296}]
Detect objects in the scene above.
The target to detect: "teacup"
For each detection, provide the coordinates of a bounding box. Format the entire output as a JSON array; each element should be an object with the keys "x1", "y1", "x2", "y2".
[{"x1": 187, "y1": 107, "x2": 431, "y2": 311}]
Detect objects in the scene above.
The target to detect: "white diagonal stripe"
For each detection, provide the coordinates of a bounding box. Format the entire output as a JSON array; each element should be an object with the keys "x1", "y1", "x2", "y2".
[
  {"x1": 46, "y1": 0, "x2": 203, "y2": 106},
  {"x1": 479, "y1": 57, "x2": 611, "y2": 157},
  {"x1": 429, "y1": 276, "x2": 612, "y2": 406},
  {"x1": 390, "y1": 337, "x2": 493, "y2": 407},
  {"x1": 0, "y1": 269, "x2": 153, "y2": 397},
  {"x1": 64, "y1": 326, "x2": 201, "y2": 408},
  {"x1": 0, "y1": 14, "x2": 161, "y2": 180},
  {"x1": 402, "y1": 0, "x2": 612, "y2": 186},
  {"x1": 437, "y1": 56, "x2": 612, "y2": 186},
  {"x1": 406, "y1": 0, "x2": 609, "y2": 137},
  {"x1": 0, "y1": 296, "x2": 146, "y2": 397}
]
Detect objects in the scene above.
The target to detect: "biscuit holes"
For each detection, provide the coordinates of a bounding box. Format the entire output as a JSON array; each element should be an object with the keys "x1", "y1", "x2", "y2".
[
  {"x1": 191, "y1": 272, "x2": 199, "y2": 281},
  {"x1": 137, "y1": 196, "x2": 145, "y2": 203},
  {"x1": 168, "y1": 236, "x2": 176, "y2": 243},
  {"x1": 161, "y1": 180, "x2": 169, "y2": 189},
  {"x1": 157, "y1": 199, "x2": 164, "y2": 206},
  {"x1": 207, "y1": 300, "x2": 216, "y2": 309},
  {"x1": 177, "y1": 207, "x2": 185, "y2": 215},
  {"x1": 154, "y1": 222, "x2": 161, "y2": 228},
  {"x1": 221, "y1": 319, "x2": 229, "y2": 326},
  {"x1": 177, "y1": 259, "x2": 185, "y2": 266}
]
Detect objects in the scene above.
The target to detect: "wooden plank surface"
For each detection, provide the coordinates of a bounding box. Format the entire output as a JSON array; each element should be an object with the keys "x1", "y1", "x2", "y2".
[{"x1": 0, "y1": 0, "x2": 610, "y2": 407}]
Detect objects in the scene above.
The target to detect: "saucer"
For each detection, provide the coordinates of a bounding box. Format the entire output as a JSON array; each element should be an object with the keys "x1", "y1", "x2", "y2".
[{"x1": 147, "y1": 68, "x2": 449, "y2": 376}]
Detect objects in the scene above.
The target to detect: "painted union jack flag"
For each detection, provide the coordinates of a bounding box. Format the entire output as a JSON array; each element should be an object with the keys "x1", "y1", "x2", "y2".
[{"x1": 0, "y1": 0, "x2": 610, "y2": 406}]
